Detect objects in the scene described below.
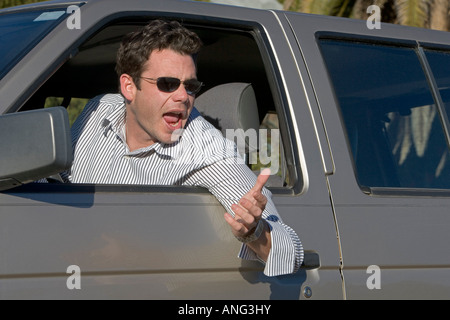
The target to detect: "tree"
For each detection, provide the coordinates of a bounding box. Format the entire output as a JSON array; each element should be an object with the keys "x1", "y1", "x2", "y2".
[
  {"x1": 351, "y1": 0, "x2": 450, "y2": 31},
  {"x1": 279, "y1": 0, "x2": 450, "y2": 31}
]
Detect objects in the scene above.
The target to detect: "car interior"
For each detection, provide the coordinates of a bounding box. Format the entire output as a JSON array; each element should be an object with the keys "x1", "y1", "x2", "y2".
[{"x1": 19, "y1": 17, "x2": 292, "y2": 188}]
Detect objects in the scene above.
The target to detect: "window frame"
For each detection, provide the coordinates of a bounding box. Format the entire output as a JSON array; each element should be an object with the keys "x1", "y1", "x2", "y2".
[
  {"x1": 420, "y1": 43, "x2": 450, "y2": 149},
  {"x1": 15, "y1": 13, "x2": 302, "y2": 195}
]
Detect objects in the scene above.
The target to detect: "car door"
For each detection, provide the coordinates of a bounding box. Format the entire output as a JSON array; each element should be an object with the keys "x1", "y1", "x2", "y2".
[
  {"x1": 0, "y1": 0, "x2": 342, "y2": 299},
  {"x1": 286, "y1": 11, "x2": 450, "y2": 299}
]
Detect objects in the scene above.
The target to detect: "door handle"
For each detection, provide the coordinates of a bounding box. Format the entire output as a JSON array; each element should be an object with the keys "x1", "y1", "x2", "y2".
[{"x1": 301, "y1": 250, "x2": 320, "y2": 270}]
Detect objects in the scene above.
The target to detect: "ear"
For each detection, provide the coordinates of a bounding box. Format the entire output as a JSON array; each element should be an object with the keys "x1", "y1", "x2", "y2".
[{"x1": 119, "y1": 74, "x2": 136, "y2": 103}]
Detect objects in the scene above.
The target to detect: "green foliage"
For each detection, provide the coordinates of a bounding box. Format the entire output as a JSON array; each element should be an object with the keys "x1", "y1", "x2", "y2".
[
  {"x1": 44, "y1": 97, "x2": 89, "y2": 126},
  {"x1": 279, "y1": 0, "x2": 449, "y2": 31},
  {"x1": 395, "y1": 0, "x2": 428, "y2": 28}
]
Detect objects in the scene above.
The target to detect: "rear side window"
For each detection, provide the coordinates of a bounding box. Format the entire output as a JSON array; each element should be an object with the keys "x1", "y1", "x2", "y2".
[{"x1": 319, "y1": 39, "x2": 450, "y2": 191}]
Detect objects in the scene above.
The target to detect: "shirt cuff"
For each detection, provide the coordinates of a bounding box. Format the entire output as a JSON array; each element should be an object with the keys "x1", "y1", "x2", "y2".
[{"x1": 237, "y1": 219, "x2": 304, "y2": 277}]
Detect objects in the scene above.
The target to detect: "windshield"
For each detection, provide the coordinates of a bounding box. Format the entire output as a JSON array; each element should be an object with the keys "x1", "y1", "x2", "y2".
[{"x1": 0, "y1": 8, "x2": 68, "y2": 80}]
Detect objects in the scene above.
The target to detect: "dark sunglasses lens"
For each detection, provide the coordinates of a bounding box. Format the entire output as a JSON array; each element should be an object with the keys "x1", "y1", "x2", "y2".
[
  {"x1": 156, "y1": 77, "x2": 203, "y2": 94},
  {"x1": 184, "y1": 79, "x2": 203, "y2": 94},
  {"x1": 157, "y1": 77, "x2": 181, "y2": 93}
]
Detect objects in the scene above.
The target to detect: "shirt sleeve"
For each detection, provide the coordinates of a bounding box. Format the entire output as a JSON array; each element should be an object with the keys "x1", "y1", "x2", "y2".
[{"x1": 184, "y1": 158, "x2": 304, "y2": 277}]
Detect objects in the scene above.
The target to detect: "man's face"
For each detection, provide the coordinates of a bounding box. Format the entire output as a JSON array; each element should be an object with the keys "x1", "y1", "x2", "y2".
[{"x1": 123, "y1": 49, "x2": 197, "y2": 148}]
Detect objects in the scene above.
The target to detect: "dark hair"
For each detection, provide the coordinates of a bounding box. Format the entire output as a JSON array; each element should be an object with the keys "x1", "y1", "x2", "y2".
[{"x1": 115, "y1": 19, "x2": 202, "y2": 90}]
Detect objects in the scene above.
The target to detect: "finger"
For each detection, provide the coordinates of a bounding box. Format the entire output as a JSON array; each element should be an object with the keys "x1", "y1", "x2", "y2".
[
  {"x1": 224, "y1": 212, "x2": 249, "y2": 234},
  {"x1": 251, "y1": 190, "x2": 267, "y2": 206},
  {"x1": 240, "y1": 189, "x2": 267, "y2": 213},
  {"x1": 231, "y1": 203, "x2": 256, "y2": 226},
  {"x1": 238, "y1": 198, "x2": 263, "y2": 219}
]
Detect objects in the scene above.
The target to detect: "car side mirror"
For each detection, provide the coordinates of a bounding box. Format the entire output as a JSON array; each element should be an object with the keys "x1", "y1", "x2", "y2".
[{"x1": 0, "y1": 107, "x2": 73, "y2": 191}]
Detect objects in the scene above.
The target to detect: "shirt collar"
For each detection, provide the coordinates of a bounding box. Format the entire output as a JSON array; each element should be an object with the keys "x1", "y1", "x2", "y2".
[{"x1": 100, "y1": 95, "x2": 197, "y2": 159}]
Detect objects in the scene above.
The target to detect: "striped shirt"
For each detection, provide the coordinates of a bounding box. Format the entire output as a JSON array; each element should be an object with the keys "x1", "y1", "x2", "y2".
[{"x1": 65, "y1": 93, "x2": 303, "y2": 276}]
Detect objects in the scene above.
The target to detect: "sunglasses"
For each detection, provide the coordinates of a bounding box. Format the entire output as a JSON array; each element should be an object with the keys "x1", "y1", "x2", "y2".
[{"x1": 140, "y1": 77, "x2": 204, "y2": 95}]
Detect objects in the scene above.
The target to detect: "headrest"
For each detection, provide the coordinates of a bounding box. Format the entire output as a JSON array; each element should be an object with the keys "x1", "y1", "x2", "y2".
[{"x1": 195, "y1": 82, "x2": 260, "y2": 152}]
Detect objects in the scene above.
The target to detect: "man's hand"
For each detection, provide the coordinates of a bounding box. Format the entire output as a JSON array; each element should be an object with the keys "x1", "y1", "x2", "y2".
[{"x1": 224, "y1": 168, "x2": 271, "y2": 242}]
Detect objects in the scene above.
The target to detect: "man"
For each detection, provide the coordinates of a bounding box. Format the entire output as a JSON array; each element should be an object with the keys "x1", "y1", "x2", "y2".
[{"x1": 66, "y1": 20, "x2": 303, "y2": 276}]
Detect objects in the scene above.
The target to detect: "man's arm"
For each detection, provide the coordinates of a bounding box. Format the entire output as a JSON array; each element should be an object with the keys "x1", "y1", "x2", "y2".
[
  {"x1": 224, "y1": 168, "x2": 272, "y2": 261},
  {"x1": 180, "y1": 118, "x2": 303, "y2": 276},
  {"x1": 184, "y1": 157, "x2": 303, "y2": 276}
]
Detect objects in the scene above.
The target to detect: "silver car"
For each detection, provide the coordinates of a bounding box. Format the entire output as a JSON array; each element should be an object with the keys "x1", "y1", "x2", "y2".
[{"x1": 1, "y1": 0, "x2": 450, "y2": 300}]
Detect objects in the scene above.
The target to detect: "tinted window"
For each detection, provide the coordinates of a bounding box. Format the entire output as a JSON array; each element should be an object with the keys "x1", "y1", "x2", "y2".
[{"x1": 319, "y1": 39, "x2": 450, "y2": 190}]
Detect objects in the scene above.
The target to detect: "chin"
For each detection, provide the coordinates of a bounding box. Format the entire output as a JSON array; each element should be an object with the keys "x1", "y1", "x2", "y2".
[{"x1": 161, "y1": 130, "x2": 183, "y2": 144}]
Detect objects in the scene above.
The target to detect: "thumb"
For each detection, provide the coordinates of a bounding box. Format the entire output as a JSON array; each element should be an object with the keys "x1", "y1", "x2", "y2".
[{"x1": 252, "y1": 168, "x2": 271, "y2": 193}]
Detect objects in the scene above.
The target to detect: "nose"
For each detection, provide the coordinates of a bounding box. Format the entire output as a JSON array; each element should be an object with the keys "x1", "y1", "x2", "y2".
[{"x1": 172, "y1": 83, "x2": 190, "y2": 104}]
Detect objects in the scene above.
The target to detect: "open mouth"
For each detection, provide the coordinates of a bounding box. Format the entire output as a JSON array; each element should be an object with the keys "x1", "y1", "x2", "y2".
[{"x1": 163, "y1": 112, "x2": 183, "y2": 130}]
